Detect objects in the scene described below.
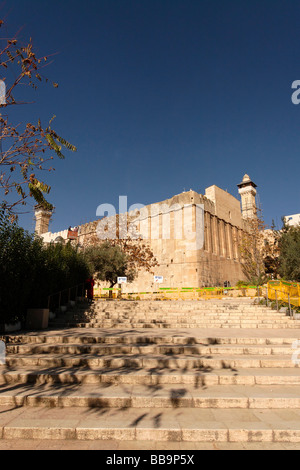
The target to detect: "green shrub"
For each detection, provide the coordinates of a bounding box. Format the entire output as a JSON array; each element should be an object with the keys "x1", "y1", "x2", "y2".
[
  {"x1": 0, "y1": 208, "x2": 90, "y2": 327},
  {"x1": 236, "y1": 280, "x2": 250, "y2": 289}
]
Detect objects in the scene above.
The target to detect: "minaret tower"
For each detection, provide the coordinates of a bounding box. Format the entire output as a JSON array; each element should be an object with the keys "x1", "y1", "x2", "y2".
[
  {"x1": 34, "y1": 205, "x2": 53, "y2": 235},
  {"x1": 237, "y1": 174, "x2": 257, "y2": 219}
]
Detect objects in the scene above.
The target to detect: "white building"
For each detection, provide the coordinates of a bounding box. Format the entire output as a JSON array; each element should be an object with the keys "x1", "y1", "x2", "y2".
[{"x1": 284, "y1": 214, "x2": 300, "y2": 227}]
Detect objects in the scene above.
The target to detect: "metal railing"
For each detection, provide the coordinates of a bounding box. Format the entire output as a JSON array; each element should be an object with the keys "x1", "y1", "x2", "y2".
[
  {"x1": 47, "y1": 283, "x2": 85, "y2": 312},
  {"x1": 265, "y1": 281, "x2": 300, "y2": 316}
]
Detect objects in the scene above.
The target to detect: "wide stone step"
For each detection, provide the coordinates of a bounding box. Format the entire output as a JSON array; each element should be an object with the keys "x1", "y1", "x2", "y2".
[
  {"x1": 94, "y1": 304, "x2": 279, "y2": 309},
  {"x1": 54, "y1": 310, "x2": 284, "y2": 316},
  {"x1": 89, "y1": 320, "x2": 295, "y2": 326},
  {"x1": 87, "y1": 308, "x2": 273, "y2": 312},
  {"x1": 4, "y1": 353, "x2": 298, "y2": 369},
  {"x1": 5, "y1": 332, "x2": 297, "y2": 346},
  {"x1": 0, "y1": 383, "x2": 299, "y2": 409},
  {"x1": 6, "y1": 342, "x2": 296, "y2": 356},
  {"x1": 51, "y1": 322, "x2": 300, "y2": 329},
  {"x1": 0, "y1": 367, "x2": 299, "y2": 386},
  {"x1": 94, "y1": 310, "x2": 274, "y2": 315},
  {"x1": 95, "y1": 312, "x2": 291, "y2": 317},
  {"x1": 96, "y1": 310, "x2": 278, "y2": 315},
  {"x1": 92, "y1": 313, "x2": 285, "y2": 319},
  {"x1": 96, "y1": 305, "x2": 277, "y2": 308},
  {"x1": 90, "y1": 316, "x2": 295, "y2": 324},
  {"x1": 1, "y1": 406, "x2": 300, "y2": 442},
  {"x1": 52, "y1": 320, "x2": 294, "y2": 327}
]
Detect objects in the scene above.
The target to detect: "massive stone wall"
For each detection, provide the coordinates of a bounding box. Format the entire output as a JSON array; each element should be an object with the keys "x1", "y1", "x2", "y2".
[{"x1": 74, "y1": 188, "x2": 247, "y2": 291}]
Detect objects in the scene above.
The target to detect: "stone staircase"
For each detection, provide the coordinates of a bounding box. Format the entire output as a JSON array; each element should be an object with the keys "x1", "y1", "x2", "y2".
[
  {"x1": 50, "y1": 298, "x2": 300, "y2": 329},
  {"x1": 0, "y1": 298, "x2": 300, "y2": 448}
]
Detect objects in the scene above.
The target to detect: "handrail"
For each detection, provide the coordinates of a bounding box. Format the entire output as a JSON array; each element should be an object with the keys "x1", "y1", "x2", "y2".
[
  {"x1": 265, "y1": 281, "x2": 300, "y2": 317},
  {"x1": 47, "y1": 282, "x2": 85, "y2": 311}
]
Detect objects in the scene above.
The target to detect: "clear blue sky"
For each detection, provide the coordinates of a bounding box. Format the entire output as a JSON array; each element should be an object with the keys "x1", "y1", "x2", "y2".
[{"x1": 3, "y1": 0, "x2": 300, "y2": 232}]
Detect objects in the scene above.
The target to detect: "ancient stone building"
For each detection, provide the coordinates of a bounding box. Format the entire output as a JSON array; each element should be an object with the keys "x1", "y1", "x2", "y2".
[{"x1": 35, "y1": 174, "x2": 257, "y2": 291}]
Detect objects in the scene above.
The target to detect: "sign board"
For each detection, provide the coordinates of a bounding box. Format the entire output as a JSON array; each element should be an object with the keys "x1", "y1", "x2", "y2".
[
  {"x1": 67, "y1": 230, "x2": 78, "y2": 240},
  {"x1": 117, "y1": 277, "x2": 127, "y2": 284},
  {"x1": 154, "y1": 276, "x2": 164, "y2": 284}
]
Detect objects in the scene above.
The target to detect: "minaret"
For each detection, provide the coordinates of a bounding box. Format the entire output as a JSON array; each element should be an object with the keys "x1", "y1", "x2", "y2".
[
  {"x1": 34, "y1": 205, "x2": 53, "y2": 235},
  {"x1": 237, "y1": 174, "x2": 257, "y2": 219}
]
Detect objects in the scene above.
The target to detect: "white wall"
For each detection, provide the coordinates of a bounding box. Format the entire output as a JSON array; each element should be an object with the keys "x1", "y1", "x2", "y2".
[
  {"x1": 41, "y1": 230, "x2": 69, "y2": 244},
  {"x1": 285, "y1": 214, "x2": 300, "y2": 227}
]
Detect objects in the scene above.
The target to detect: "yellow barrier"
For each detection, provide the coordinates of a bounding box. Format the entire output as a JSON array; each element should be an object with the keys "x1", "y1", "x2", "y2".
[
  {"x1": 94, "y1": 287, "x2": 119, "y2": 300},
  {"x1": 267, "y1": 281, "x2": 300, "y2": 308},
  {"x1": 93, "y1": 286, "x2": 259, "y2": 301},
  {"x1": 93, "y1": 283, "x2": 300, "y2": 307}
]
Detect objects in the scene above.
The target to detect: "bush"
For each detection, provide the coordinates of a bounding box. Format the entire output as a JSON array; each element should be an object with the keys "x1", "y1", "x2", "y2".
[
  {"x1": 278, "y1": 226, "x2": 300, "y2": 281},
  {"x1": 0, "y1": 208, "x2": 90, "y2": 327},
  {"x1": 236, "y1": 280, "x2": 250, "y2": 289},
  {"x1": 0, "y1": 209, "x2": 40, "y2": 325},
  {"x1": 31, "y1": 242, "x2": 90, "y2": 310}
]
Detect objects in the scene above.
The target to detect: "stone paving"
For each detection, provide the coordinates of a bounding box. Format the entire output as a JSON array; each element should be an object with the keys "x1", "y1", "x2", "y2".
[{"x1": 0, "y1": 298, "x2": 299, "y2": 450}]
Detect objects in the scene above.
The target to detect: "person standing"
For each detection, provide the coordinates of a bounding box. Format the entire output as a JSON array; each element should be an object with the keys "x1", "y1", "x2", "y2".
[{"x1": 85, "y1": 278, "x2": 95, "y2": 303}]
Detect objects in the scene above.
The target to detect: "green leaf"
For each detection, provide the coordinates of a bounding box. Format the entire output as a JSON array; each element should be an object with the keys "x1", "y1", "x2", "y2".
[{"x1": 46, "y1": 134, "x2": 65, "y2": 159}]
